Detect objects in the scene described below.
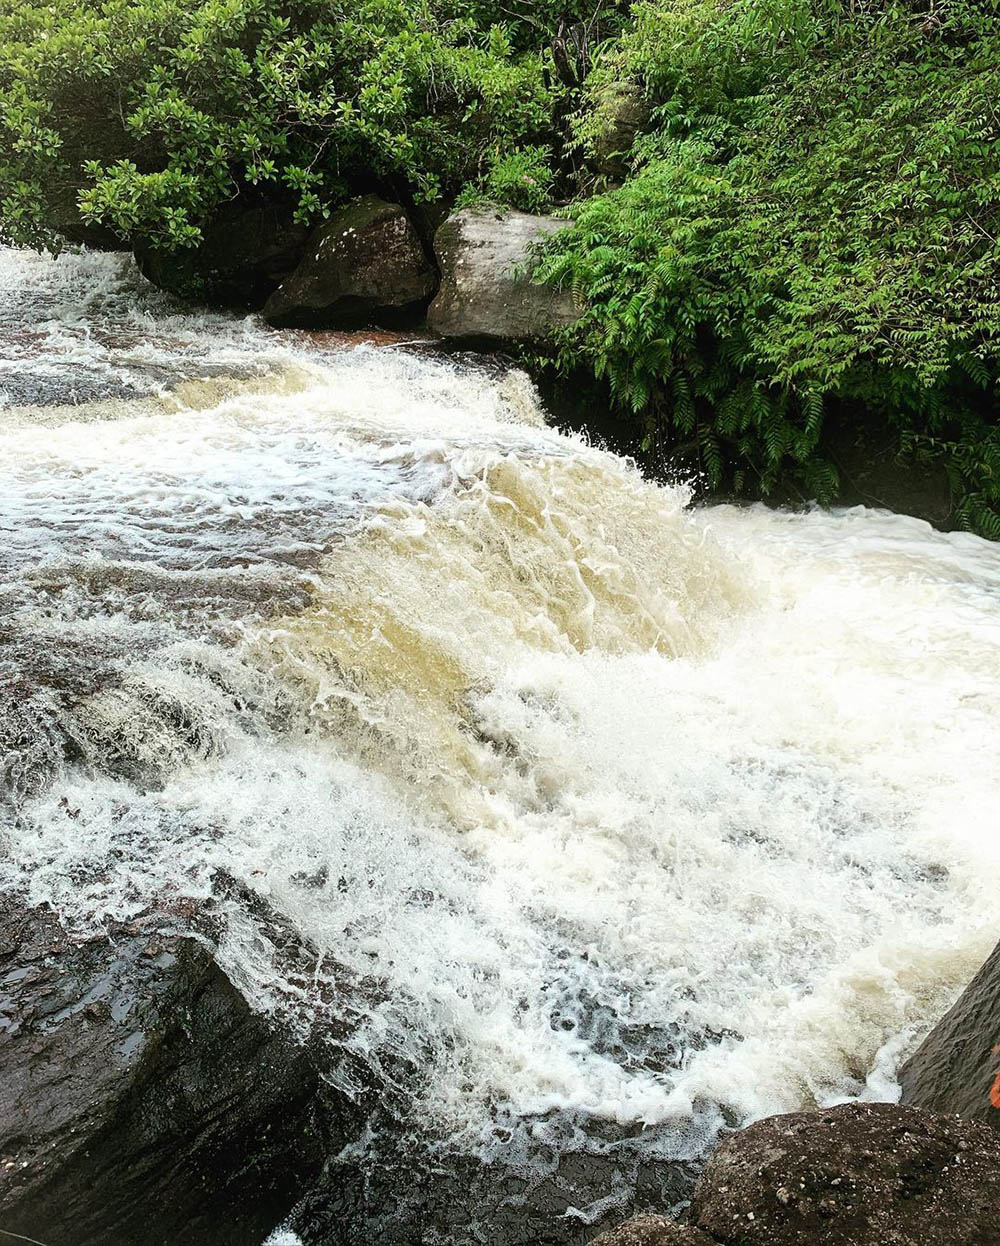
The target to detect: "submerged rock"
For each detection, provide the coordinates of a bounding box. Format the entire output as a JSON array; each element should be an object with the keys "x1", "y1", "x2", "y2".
[
  {"x1": 899, "y1": 939, "x2": 1000, "y2": 1124},
  {"x1": 427, "y1": 206, "x2": 579, "y2": 343},
  {"x1": 0, "y1": 894, "x2": 354, "y2": 1246},
  {"x1": 282, "y1": 1128, "x2": 698, "y2": 1246},
  {"x1": 264, "y1": 196, "x2": 437, "y2": 328},
  {"x1": 690, "y1": 1101, "x2": 1000, "y2": 1245},
  {"x1": 588, "y1": 1214, "x2": 715, "y2": 1245},
  {"x1": 135, "y1": 201, "x2": 307, "y2": 307}
]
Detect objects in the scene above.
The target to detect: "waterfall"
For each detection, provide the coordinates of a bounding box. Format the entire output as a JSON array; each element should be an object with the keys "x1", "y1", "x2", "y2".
[{"x1": 3, "y1": 244, "x2": 1000, "y2": 1236}]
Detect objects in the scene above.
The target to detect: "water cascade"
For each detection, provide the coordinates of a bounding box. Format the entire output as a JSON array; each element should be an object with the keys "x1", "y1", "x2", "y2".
[{"x1": 2, "y1": 245, "x2": 999, "y2": 1240}]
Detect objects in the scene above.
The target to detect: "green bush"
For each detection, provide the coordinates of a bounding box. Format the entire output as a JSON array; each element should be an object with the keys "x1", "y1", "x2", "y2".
[
  {"x1": 537, "y1": 0, "x2": 1000, "y2": 536},
  {"x1": 0, "y1": 0, "x2": 566, "y2": 251},
  {"x1": 455, "y1": 144, "x2": 555, "y2": 213}
]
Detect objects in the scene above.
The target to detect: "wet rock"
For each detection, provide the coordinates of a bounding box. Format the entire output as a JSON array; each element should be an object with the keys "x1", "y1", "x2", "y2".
[
  {"x1": 588, "y1": 1213, "x2": 716, "y2": 1245},
  {"x1": 52, "y1": 213, "x2": 124, "y2": 252},
  {"x1": 44, "y1": 183, "x2": 124, "y2": 251},
  {"x1": 822, "y1": 403, "x2": 953, "y2": 528},
  {"x1": 282, "y1": 1122, "x2": 699, "y2": 1245},
  {"x1": 691, "y1": 1100, "x2": 1000, "y2": 1245},
  {"x1": 135, "y1": 200, "x2": 307, "y2": 307},
  {"x1": 0, "y1": 893, "x2": 355, "y2": 1246},
  {"x1": 427, "y1": 207, "x2": 579, "y2": 344},
  {"x1": 264, "y1": 196, "x2": 437, "y2": 328},
  {"x1": 899, "y1": 939, "x2": 1000, "y2": 1124},
  {"x1": 0, "y1": 693, "x2": 68, "y2": 804}
]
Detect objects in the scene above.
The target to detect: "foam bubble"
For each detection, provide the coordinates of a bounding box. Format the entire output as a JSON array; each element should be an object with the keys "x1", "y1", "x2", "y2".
[{"x1": 2, "y1": 244, "x2": 999, "y2": 1203}]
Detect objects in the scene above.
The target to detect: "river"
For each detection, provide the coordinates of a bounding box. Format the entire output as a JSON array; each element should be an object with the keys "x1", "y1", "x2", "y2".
[{"x1": 2, "y1": 244, "x2": 1000, "y2": 1242}]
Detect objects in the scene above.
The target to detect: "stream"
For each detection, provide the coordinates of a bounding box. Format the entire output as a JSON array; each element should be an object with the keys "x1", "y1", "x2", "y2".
[{"x1": 2, "y1": 244, "x2": 1000, "y2": 1242}]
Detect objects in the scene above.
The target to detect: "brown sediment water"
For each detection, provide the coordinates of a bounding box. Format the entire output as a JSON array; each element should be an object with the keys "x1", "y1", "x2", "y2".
[{"x1": 2, "y1": 244, "x2": 1000, "y2": 1240}]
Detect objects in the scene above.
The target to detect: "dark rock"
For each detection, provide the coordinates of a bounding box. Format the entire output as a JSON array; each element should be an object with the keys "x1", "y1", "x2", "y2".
[
  {"x1": 823, "y1": 401, "x2": 953, "y2": 528},
  {"x1": 899, "y1": 939, "x2": 1000, "y2": 1124},
  {"x1": 588, "y1": 1213, "x2": 716, "y2": 1245},
  {"x1": 407, "y1": 197, "x2": 453, "y2": 251},
  {"x1": 282, "y1": 1121, "x2": 700, "y2": 1245},
  {"x1": 43, "y1": 182, "x2": 125, "y2": 251},
  {"x1": 691, "y1": 1100, "x2": 1000, "y2": 1245},
  {"x1": 427, "y1": 207, "x2": 579, "y2": 344},
  {"x1": 264, "y1": 196, "x2": 437, "y2": 328},
  {"x1": 136, "y1": 201, "x2": 308, "y2": 308},
  {"x1": 0, "y1": 893, "x2": 356, "y2": 1246},
  {"x1": 53, "y1": 214, "x2": 124, "y2": 253}
]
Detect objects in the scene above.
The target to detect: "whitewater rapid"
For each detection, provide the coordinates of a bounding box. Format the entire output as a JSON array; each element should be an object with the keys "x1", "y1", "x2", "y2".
[{"x1": 2, "y1": 246, "x2": 1000, "y2": 1233}]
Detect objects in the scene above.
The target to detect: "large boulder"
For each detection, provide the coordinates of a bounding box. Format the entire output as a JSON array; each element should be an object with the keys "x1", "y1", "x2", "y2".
[
  {"x1": 899, "y1": 939, "x2": 1000, "y2": 1123},
  {"x1": 0, "y1": 893, "x2": 356, "y2": 1246},
  {"x1": 427, "y1": 207, "x2": 579, "y2": 344},
  {"x1": 263, "y1": 196, "x2": 437, "y2": 328},
  {"x1": 690, "y1": 1101, "x2": 1000, "y2": 1245},
  {"x1": 135, "y1": 201, "x2": 308, "y2": 307}
]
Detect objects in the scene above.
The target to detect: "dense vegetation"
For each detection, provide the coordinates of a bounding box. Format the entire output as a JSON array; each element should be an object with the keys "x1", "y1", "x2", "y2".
[
  {"x1": 0, "y1": 0, "x2": 584, "y2": 249},
  {"x1": 538, "y1": 0, "x2": 1000, "y2": 536},
  {"x1": 1, "y1": 0, "x2": 998, "y2": 535}
]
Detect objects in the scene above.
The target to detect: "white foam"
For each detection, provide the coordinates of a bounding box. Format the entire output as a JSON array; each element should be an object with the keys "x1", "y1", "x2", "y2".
[
  {"x1": 3, "y1": 244, "x2": 1000, "y2": 1178},
  {"x1": 264, "y1": 1230, "x2": 305, "y2": 1246}
]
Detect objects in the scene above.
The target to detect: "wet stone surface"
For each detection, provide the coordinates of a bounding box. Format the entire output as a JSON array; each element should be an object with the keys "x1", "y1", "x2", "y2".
[
  {"x1": 899, "y1": 936, "x2": 1000, "y2": 1126},
  {"x1": 0, "y1": 892, "x2": 358, "y2": 1246},
  {"x1": 283, "y1": 1125, "x2": 699, "y2": 1246}
]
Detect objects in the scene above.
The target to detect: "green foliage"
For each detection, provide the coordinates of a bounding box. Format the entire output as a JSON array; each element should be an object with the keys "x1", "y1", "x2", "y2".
[
  {"x1": 536, "y1": 0, "x2": 1000, "y2": 536},
  {"x1": 456, "y1": 145, "x2": 555, "y2": 213},
  {"x1": 2, "y1": 0, "x2": 998, "y2": 538},
  {"x1": 0, "y1": 0, "x2": 562, "y2": 251},
  {"x1": 905, "y1": 406, "x2": 1000, "y2": 540}
]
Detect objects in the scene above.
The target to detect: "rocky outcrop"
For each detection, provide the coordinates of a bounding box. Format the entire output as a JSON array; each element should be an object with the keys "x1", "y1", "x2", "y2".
[
  {"x1": 823, "y1": 402, "x2": 953, "y2": 528},
  {"x1": 135, "y1": 201, "x2": 308, "y2": 307},
  {"x1": 589, "y1": 1214, "x2": 715, "y2": 1245},
  {"x1": 7, "y1": 899, "x2": 998, "y2": 1246},
  {"x1": 588, "y1": 83, "x2": 649, "y2": 178},
  {"x1": 51, "y1": 207, "x2": 123, "y2": 252},
  {"x1": 690, "y1": 1101, "x2": 1000, "y2": 1245},
  {"x1": 427, "y1": 207, "x2": 579, "y2": 344},
  {"x1": 0, "y1": 894, "x2": 356, "y2": 1246},
  {"x1": 264, "y1": 196, "x2": 437, "y2": 328},
  {"x1": 899, "y1": 939, "x2": 1000, "y2": 1123}
]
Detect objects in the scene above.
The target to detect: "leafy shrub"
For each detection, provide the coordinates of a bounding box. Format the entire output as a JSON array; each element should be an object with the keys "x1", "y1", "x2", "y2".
[
  {"x1": 536, "y1": 0, "x2": 1000, "y2": 535},
  {"x1": 455, "y1": 145, "x2": 555, "y2": 213},
  {"x1": 0, "y1": 0, "x2": 564, "y2": 251}
]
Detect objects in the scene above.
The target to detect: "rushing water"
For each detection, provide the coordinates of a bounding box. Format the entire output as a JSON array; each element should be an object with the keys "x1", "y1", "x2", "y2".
[{"x1": 3, "y1": 245, "x2": 1000, "y2": 1241}]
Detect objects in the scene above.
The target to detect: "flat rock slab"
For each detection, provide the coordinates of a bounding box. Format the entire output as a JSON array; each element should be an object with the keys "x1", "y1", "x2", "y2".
[
  {"x1": 427, "y1": 206, "x2": 579, "y2": 343},
  {"x1": 691, "y1": 1100, "x2": 1000, "y2": 1245}
]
